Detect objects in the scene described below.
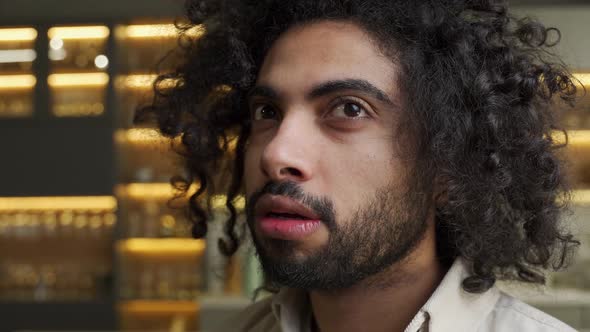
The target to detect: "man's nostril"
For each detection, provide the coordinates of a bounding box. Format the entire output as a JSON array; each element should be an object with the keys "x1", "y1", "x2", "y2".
[{"x1": 282, "y1": 167, "x2": 303, "y2": 177}]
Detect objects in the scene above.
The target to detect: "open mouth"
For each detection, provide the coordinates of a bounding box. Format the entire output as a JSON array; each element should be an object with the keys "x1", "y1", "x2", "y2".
[
  {"x1": 267, "y1": 212, "x2": 311, "y2": 220},
  {"x1": 254, "y1": 195, "x2": 323, "y2": 240},
  {"x1": 255, "y1": 194, "x2": 320, "y2": 221},
  {"x1": 259, "y1": 211, "x2": 322, "y2": 240}
]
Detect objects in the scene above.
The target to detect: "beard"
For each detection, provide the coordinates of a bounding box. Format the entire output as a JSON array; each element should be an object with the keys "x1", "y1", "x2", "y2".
[{"x1": 246, "y1": 180, "x2": 432, "y2": 291}]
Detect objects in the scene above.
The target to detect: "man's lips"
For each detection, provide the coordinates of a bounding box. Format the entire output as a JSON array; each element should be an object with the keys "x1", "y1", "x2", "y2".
[
  {"x1": 254, "y1": 195, "x2": 322, "y2": 240},
  {"x1": 254, "y1": 195, "x2": 320, "y2": 220}
]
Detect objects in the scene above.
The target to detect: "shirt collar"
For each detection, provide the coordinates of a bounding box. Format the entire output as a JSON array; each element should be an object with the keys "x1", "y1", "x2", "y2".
[
  {"x1": 271, "y1": 287, "x2": 312, "y2": 332},
  {"x1": 271, "y1": 259, "x2": 500, "y2": 332},
  {"x1": 418, "y1": 258, "x2": 500, "y2": 331}
]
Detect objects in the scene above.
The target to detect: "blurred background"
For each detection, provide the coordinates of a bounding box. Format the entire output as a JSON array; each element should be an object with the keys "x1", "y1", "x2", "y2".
[{"x1": 0, "y1": 0, "x2": 588, "y2": 331}]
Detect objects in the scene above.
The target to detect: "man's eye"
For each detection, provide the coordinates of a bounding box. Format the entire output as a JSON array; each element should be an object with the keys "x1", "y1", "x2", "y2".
[
  {"x1": 252, "y1": 105, "x2": 278, "y2": 120},
  {"x1": 330, "y1": 102, "x2": 369, "y2": 119}
]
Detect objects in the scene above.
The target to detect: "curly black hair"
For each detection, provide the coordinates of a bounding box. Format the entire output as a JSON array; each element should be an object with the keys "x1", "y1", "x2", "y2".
[{"x1": 136, "y1": 0, "x2": 581, "y2": 293}]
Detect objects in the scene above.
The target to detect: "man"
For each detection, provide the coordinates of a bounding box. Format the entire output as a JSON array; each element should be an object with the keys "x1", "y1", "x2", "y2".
[{"x1": 138, "y1": 0, "x2": 580, "y2": 331}]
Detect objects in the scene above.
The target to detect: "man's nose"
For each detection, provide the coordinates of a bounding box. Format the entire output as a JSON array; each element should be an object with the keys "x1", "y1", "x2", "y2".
[{"x1": 259, "y1": 114, "x2": 315, "y2": 183}]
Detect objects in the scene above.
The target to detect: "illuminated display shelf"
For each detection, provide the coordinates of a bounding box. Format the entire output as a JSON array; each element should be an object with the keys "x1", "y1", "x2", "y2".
[
  {"x1": 115, "y1": 182, "x2": 194, "y2": 201},
  {"x1": 115, "y1": 128, "x2": 237, "y2": 151},
  {"x1": 114, "y1": 75, "x2": 233, "y2": 92},
  {"x1": 115, "y1": 128, "x2": 178, "y2": 147},
  {"x1": 0, "y1": 27, "x2": 37, "y2": 42},
  {"x1": 115, "y1": 73, "x2": 180, "y2": 91},
  {"x1": 116, "y1": 24, "x2": 205, "y2": 39},
  {"x1": 565, "y1": 130, "x2": 590, "y2": 147},
  {"x1": 116, "y1": 238, "x2": 205, "y2": 259},
  {"x1": 118, "y1": 299, "x2": 199, "y2": 314},
  {"x1": 115, "y1": 182, "x2": 245, "y2": 208},
  {"x1": 0, "y1": 196, "x2": 117, "y2": 212},
  {"x1": 48, "y1": 26, "x2": 109, "y2": 40},
  {"x1": 0, "y1": 74, "x2": 36, "y2": 89},
  {"x1": 116, "y1": 74, "x2": 158, "y2": 90},
  {"x1": 573, "y1": 189, "x2": 590, "y2": 206},
  {"x1": 48, "y1": 72, "x2": 109, "y2": 88},
  {"x1": 575, "y1": 72, "x2": 590, "y2": 87}
]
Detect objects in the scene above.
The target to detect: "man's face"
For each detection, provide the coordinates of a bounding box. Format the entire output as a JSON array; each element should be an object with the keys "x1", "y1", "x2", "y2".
[{"x1": 244, "y1": 20, "x2": 432, "y2": 290}]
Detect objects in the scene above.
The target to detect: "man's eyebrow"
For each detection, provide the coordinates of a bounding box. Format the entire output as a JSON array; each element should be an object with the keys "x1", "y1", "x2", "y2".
[
  {"x1": 308, "y1": 79, "x2": 395, "y2": 106},
  {"x1": 247, "y1": 79, "x2": 396, "y2": 107}
]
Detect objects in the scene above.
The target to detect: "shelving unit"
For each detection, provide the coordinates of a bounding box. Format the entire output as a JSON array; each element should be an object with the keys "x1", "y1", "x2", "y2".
[
  {"x1": 0, "y1": 27, "x2": 37, "y2": 118},
  {"x1": 0, "y1": 196, "x2": 117, "y2": 302},
  {"x1": 111, "y1": 22, "x2": 201, "y2": 330},
  {"x1": 47, "y1": 25, "x2": 110, "y2": 118},
  {"x1": 0, "y1": 21, "x2": 225, "y2": 331}
]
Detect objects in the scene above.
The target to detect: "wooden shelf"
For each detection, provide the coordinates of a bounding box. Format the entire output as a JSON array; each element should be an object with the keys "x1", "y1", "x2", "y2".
[
  {"x1": 0, "y1": 196, "x2": 117, "y2": 212},
  {"x1": 118, "y1": 299, "x2": 199, "y2": 331},
  {"x1": 115, "y1": 183, "x2": 245, "y2": 209},
  {"x1": 116, "y1": 238, "x2": 205, "y2": 259},
  {"x1": 118, "y1": 299, "x2": 199, "y2": 315}
]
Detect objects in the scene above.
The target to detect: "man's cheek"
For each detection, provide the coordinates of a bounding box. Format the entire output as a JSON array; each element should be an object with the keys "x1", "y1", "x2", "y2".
[{"x1": 243, "y1": 151, "x2": 259, "y2": 194}]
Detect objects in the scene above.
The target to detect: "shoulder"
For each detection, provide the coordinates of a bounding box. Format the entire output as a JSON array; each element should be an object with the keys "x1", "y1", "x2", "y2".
[
  {"x1": 216, "y1": 295, "x2": 280, "y2": 332},
  {"x1": 479, "y1": 291, "x2": 577, "y2": 332}
]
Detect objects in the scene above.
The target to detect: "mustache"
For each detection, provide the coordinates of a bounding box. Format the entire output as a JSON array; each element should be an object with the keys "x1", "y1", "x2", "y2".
[{"x1": 246, "y1": 181, "x2": 336, "y2": 230}]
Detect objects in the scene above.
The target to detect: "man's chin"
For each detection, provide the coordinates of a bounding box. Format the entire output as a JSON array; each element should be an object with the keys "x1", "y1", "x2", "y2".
[{"x1": 255, "y1": 236, "x2": 315, "y2": 261}]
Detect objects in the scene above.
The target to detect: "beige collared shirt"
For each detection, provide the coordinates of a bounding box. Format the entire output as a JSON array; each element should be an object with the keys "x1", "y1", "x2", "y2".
[{"x1": 226, "y1": 259, "x2": 577, "y2": 331}]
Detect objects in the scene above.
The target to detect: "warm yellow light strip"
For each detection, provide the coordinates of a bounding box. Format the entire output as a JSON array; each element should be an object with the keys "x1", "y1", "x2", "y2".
[
  {"x1": 117, "y1": 74, "x2": 179, "y2": 90},
  {"x1": 115, "y1": 128, "x2": 236, "y2": 152},
  {"x1": 0, "y1": 74, "x2": 36, "y2": 89},
  {"x1": 567, "y1": 130, "x2": 590, "y2": 146},
  {"x1": 117, "y1": 128, "x2": 162, "y2": 141},
  {"x1": 116, "y1": 183, "x2": 186, "y2": 200},
  {"x1": 114, "y1": 128, "x2": 171, "y2": 145},
  {"x1": 0, "y1": 196, "x2": 117, "y2": 212},
  {"x1": 48, "y1": 73, "x2": 109, "y2": 88},
  {"x1": 117, "y1": 238, "x2": 205, "y2": 256},
  {"x1": 118, "y1": 300, "x2": 199, "y2": 314},
  {"x1": 53, "y1": 103, "x2": 105, "y2": 118},
  {"x1": 118, "y1": 74, "x2": 157, "y2": 89},
  {"x1": 123, "y1": 24, "x2": 204, "y2": 39},
  {"x1": 552, "y1": 130, "x2": 590, "y2": 146},
  {"x1": 124, "y1": 24, "x2": 177, "y2": 38},
  {"x1": 0, "y1": 28, "x2": 37, "y2": 42},
  {"x1": 574, "y1": 73, "x2": 590, "y2": 87},
  {"x1": 48, "y1": 26, "x2": 109, "y2": 40},
  {"x1": 572, "y1": 190, "x2": 590, "y2": 205},
  {"x1": 116, "y1": 183, "x2": 245, "y2": 209}
]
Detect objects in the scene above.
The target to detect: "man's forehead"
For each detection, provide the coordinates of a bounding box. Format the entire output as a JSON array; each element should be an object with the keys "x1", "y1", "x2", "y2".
[{"x1": 255, "y1": 20, "x2": 400, "y2": 102}]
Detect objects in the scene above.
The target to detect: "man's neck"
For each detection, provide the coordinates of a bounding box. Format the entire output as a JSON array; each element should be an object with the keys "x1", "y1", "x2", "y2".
[{"x1": 308, "y1": 226, "x2": 445, "y2": 332}]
